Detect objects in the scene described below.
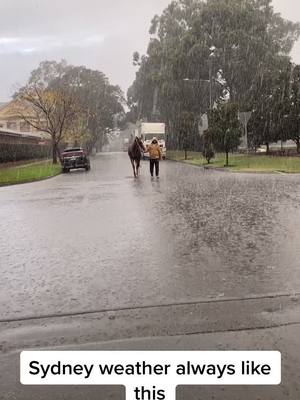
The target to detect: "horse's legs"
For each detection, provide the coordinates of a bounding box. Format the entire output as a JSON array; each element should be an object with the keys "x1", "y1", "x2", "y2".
[
  {"x1": 136, "y1": 159, "x2": 140, "y2": 176},
  {"x1": 134, "y1": 160, "x2": 138, "y2": 177},
  {"x1": 130, "y1": 157, "x2": 136, "y2": 178}
]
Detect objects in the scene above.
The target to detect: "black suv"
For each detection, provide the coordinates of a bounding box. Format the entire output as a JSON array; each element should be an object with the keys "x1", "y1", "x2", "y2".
[{"x1": 61, "y1": 147, "x2": 91, "y2": 173}]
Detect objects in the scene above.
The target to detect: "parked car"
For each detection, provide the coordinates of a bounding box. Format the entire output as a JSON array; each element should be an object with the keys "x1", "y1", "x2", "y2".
[
  {"x1": 256, "y1": 147, "x2": 267, "y2": 153},
  {"x1": 61, "y1": 147, "x2": 90, "y2": 172}
]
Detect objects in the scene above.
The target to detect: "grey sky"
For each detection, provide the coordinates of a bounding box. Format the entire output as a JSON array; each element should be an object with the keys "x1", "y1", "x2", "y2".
[{"x1": 0, "y1": 0, "x2": 300, "y2": 102}]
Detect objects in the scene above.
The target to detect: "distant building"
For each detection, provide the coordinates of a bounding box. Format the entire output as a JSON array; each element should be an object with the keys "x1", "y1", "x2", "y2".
[{"x1": 0, "y1": 99, "x2": 47, "y2": 139}]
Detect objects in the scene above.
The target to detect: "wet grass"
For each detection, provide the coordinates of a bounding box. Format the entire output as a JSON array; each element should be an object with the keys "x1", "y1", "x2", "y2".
[
  {"x1": 167, "y1": 151, "x2": 300, "y2": 173},
  {"x1": 0, "y1": 160, "x2": 61, "y2": 186}
]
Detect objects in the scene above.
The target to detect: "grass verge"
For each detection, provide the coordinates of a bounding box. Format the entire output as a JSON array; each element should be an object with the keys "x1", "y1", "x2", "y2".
[
  {"x1": 167, "y1": 151, "x2": 300, "y2": 173},
  {"x1": 0, "y1": 160, "x2": 61, "y2": 186}
]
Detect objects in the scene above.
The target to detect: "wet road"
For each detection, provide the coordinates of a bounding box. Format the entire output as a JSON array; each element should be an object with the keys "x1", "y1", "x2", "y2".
[
  {"x1": 1, "y1": 153, "x2": 300, "y2": 320},
  {"x1": 1, "y1": 152, "x2": 300, "y2": 399}
]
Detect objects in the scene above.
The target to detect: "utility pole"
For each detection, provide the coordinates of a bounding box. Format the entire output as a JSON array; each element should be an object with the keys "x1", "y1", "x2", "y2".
[
  {"x1": 209, "y1": 46, "x2": 216, "y2": 111},
  {"x1": 209, "y1": 58, "x2": 212, "y2": 110}
]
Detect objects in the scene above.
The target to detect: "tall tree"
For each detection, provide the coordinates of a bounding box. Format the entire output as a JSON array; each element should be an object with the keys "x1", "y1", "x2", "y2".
[
  {"x1": 178, "y1": 111, "x2": 196, "y2": 159},
  {"x1": 128, "y1": 0, "x2": 211, "y2": 148},
  {"x1": 191, "y1": 0, "x2": 300, "y2": 109},
  {"x1": 16, "y1": 60, "x2": 125, "y2": 158},
  {"x1": 248, "y1": 58, "x2": 292, "y2": 152},
  {"x1": 17, "y1": 85, "x2": 79, "y2": 164},
  {"x1": 128, "y1": 0, "x2": 300, "y2": 151},
  {"x1": 52, "y1": 66, "x2": 125, "y2": 151},
  {"x1": 208, "y1": 102, "x2": 243, "y2": 166},
  {"x1": 280, "y1": 64, "x2": 300, "y2": 153}
]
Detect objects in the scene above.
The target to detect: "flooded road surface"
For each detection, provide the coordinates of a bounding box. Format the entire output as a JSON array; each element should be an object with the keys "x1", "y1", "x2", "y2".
[
  {"x1": 0, "y1": 152, "x2": 300, "y2": 399},
  {"x1": 1, "y1": 152, "x2": 300, "y2": 320}
]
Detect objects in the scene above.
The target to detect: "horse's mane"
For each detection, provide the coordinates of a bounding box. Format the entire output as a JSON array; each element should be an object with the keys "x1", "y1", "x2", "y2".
[{"x1": 128, "y1": 137, "x2": 143, "y2": 160}]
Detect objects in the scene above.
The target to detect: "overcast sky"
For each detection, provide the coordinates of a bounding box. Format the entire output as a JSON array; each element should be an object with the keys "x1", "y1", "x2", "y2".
[{"x1": 0, "y1": 0, "x2": 300, "y2": 102}]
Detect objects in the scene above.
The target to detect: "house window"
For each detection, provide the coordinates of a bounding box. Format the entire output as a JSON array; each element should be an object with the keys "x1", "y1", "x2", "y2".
[
  {"x1": 20, "y1": 121, "x2": 31, "y2": 132},
  {"x1": 7, "y1": 121, "x2": 17, "y2": 130}
]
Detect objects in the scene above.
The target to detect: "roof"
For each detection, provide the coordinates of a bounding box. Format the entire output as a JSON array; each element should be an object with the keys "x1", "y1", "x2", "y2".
[
  {"x1": 0, "y1": 99, "x2": 34, "y2": 120},
  {"x1": 0, "y1": 127, "x2": 48, "y2": 140},
  {"x1": 0, "y1": 102, "x2": 8, "y2": 110}
]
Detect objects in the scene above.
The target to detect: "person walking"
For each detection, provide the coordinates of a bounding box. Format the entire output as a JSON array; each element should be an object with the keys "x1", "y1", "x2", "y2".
[{"x1": 147, "y1": 137, "x2": 162, "y2": 179}]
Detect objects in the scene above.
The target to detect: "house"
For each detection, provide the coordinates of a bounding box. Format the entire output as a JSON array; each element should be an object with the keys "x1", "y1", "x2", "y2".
[{"x1": 0, "y1": 99, "x2": 47, "y2": 139}]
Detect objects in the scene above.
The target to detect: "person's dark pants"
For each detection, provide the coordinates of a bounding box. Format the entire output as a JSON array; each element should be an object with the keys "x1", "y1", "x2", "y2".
[{"x1": 150, "y1": 159, "x2": 159, "y2": 177}]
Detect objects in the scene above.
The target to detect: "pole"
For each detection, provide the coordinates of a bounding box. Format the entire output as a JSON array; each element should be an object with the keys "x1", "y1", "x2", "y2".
[
  {"x1": 209, "y1": 47, "x2": 215, "y2": 111},
  {"x1": 245, "y1": 121, "x2": 248, "y2": 152},
  {"x1": 209, "y1": 57, "x2": 212, "y2": 110}
]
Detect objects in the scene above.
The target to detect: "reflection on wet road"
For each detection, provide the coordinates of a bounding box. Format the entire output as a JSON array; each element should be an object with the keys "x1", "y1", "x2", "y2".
[{"x1": 1, "y1": 152, "x2": 300, "y2": 321}]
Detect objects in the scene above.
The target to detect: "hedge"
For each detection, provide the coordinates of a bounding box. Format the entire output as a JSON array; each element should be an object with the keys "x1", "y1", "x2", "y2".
[{"x1": 0, "y1": 143, "x2": 52, "y2": 163}]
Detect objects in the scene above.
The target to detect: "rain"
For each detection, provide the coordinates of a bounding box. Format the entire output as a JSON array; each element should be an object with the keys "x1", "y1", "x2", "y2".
[{"x1": 1, "y1": 1, "x2": 300, "y2": 400}]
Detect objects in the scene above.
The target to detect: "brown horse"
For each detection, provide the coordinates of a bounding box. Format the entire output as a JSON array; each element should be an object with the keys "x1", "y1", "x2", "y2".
[{"x1": 128, "y1": 136, "x2": 146, "y2": 178}]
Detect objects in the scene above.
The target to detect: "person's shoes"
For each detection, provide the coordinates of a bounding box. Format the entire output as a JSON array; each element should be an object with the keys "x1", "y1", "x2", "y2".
[
  {"x1": 156, "y1": 176, "x2": 159, "y2": 179},
  {"x1": 151, "y1": 176, "x2": 154, "y2": 180}
]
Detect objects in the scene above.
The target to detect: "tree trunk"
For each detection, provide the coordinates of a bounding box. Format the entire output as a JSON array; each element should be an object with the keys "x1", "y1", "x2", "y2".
[
  {"x1": 266, "y1": 142, "x2": 270, "y2": 155},
  {"x1": 52, "y1": 140, "x2": 58, "y2": 164},
  {"x1": 184, "y1": 148, "x2": 187, "y2": 160},
  {"x1": 225, "y1": 151, "x2": 229, "y2": 166},
  {"x1": 296, "y1": 138, "x2": 300, "y2": 154}
]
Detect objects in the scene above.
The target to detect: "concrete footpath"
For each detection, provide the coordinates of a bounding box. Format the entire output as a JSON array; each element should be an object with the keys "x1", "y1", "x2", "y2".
[{"x1": 0, "y1": 322, "x2": 299, "y2": 400}]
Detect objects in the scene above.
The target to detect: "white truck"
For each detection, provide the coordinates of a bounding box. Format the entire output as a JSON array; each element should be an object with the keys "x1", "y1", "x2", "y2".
[{"x1": 138, "y1": 122, "x2": 166, "y2": 159}]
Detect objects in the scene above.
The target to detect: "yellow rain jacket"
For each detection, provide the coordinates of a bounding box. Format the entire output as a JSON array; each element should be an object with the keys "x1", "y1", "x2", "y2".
[{"x1": 147, "y1": 141, "x2": 162, "y2": 160}]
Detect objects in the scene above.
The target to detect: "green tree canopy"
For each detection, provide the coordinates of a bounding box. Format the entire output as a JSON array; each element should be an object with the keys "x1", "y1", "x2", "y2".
[
  {"x1": 277, "y1": 64, "x2": 300, "y2": 153},
  {"x1": 128, "y1": 0, "x2": 300, "y2": 151},
  {"x1": 16, "y1": 60, "x2": 125, "y2": 156},
  {"x1": 208, "y1": 102, "x2": 243, "y2": 165}
]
